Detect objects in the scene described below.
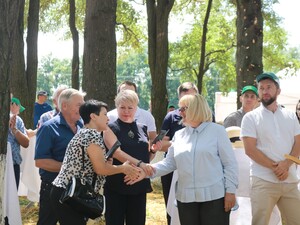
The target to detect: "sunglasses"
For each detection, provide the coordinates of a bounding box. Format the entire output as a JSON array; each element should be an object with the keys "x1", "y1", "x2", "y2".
[{"x1": 179, "y1": 106, "x2": 188, "y2": 112}]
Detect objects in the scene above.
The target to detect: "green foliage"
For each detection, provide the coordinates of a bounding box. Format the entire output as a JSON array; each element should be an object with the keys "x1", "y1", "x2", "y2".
[
  {"x1": 170, "y1": 0, "x2": 300, "y2": 109},
  {"x1": 117, "y1": 48, "x2": 152, "y2": 109},
  {"x1": 32, "y1": 0, "x2": 300, "y2": 112},
  {"x1": 117, "y1": 47, "x2": 182, "y2": 110},
  {"x1": 262, "y1": 7, "x2": 300, "y2": 73},
  {"x1": 37, "y1": 54, "x2": 73, "y2": 100},
  {"x1": 38, "y1": 0, "x2": 146, "y2": 48},
  {"x1": 116, "y1": 1, "x2": 147, "y2": 49},
  {"x1": 169, "y1": 0, "x2": 236, "y2": 105}
]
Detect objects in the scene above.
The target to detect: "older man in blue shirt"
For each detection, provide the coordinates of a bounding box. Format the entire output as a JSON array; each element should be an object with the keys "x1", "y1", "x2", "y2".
[{"x1": 35, "y1": 88, "x2": 85, "y2": 225}]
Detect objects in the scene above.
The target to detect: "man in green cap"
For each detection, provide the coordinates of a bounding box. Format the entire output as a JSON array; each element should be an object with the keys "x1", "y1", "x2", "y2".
[
  {"x1": 241, "y1": 72, "x2": 300, "y2": 225},
  {"x1": 224, "y1": 85, "x2": 259, "y2": 128},
  {"x1": 8, "y1": 97, "x2": 29, "y2": 189}
]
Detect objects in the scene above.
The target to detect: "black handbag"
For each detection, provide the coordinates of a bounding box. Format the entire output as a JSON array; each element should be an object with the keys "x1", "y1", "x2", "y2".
[{"x1": 59, "y1": 146, "x2": 105, "y2": 219}]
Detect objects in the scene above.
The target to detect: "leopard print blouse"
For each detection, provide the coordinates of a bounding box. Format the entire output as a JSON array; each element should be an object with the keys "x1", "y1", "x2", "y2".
[{"x1": 52, "y1": 128, "x2": 106, "y2": 192}]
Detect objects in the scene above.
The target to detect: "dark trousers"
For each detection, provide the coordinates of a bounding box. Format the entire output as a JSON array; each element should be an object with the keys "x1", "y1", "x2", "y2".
[
  {"x1": 37, "y1": 181, "x2": 59, "y2": 225},
  {"x1": 50, "y1": 185, "x2": 87, "y2": 225},
  {"x1": 177, "y1": 197, "x2": 230, "y2": 225},
  {"x1": 13, "y1": 164, "x2": 20, "y2": 189},
  {"x1": 161, "y1": 172, "x2": 173, "y2": 225},
  {"x1": 104, "y1": 188, "x2": 147, "y2": 225}
]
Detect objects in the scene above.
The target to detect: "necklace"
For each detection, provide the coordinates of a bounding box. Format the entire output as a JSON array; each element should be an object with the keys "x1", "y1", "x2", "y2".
[{"x1": 128, "y1": 130, "x2": 134, "y2": 138}]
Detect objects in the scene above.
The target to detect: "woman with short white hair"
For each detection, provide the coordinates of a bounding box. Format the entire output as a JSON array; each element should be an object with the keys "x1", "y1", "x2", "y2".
[{"x1": 104, "y1": 89, "x2": 156, "y2": 225}]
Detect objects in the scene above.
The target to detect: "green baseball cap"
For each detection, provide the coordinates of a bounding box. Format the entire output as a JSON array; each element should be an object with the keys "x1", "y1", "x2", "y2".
[
  {"x1": 256, "y1": 72, "x2": 280, "y2": 85},
  {"x1": 11, "y1": 97, "x2": 25, "y2": 113},
  {"x1": 241, "y1": 85, "x2": 258, "y2": 96}
]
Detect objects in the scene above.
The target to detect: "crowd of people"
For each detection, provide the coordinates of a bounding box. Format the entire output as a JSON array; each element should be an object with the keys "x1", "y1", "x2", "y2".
[{"x1": 6, "y1": 71, "x2": 300, "y2": 225}]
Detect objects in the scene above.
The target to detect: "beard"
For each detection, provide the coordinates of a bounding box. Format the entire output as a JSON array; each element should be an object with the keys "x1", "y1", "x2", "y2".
[{"x1": 261, "y1": 96, "x2": 276, "y2": 107}]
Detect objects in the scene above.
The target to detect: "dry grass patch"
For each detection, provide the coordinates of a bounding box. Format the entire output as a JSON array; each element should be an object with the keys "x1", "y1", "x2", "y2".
[{"x1": 21, "y1": 181, "x2": 167, "y2": 225}]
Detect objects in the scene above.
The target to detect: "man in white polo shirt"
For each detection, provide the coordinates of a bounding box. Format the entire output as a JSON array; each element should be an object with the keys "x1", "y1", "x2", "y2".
[
  {"x1": 241, "y1": 72, "x2": 300, "y2": 225},
  {"x1": 108, "y1": 81, "x2": 157, "y2": 142}
]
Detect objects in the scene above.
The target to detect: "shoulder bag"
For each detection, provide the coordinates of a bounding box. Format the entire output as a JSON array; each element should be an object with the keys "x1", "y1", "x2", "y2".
[{"x1": 59, "y1": 146, "x2": 105, "y2": 219}]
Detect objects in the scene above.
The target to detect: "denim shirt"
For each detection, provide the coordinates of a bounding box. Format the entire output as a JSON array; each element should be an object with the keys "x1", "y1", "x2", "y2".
[{"x1": 7, "y1": 116, "x2": 27, "y2": 165}]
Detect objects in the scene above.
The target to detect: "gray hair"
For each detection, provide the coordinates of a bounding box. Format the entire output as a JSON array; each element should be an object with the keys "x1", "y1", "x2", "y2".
[
  {"x1": 52, "y1": 85, "x2": 69, "y2": 101},
  {"x1": 57, "y1": 88, "x2": 86, "y2": 111}
]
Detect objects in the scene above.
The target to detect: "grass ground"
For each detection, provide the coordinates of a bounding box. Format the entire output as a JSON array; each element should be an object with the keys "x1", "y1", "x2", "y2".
[{"x1": 20, "y1": 181, "x2": 167, "y2": 225}]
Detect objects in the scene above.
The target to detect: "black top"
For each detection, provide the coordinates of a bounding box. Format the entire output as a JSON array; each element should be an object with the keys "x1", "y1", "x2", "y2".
[{"x1": 105, "y1": 119, "x2": 152, "y2": 195}]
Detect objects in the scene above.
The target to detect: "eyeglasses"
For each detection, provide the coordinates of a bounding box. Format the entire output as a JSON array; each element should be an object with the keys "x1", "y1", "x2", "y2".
[{"x1": 179, "y1": 106, "x2": 188, "y2": 112}]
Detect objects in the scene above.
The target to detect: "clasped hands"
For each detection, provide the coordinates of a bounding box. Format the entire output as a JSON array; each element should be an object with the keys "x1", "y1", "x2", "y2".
[
  {"x1": 272, "y1": 160, "x2": 291, "y2": 181},
  {"x1": 123, "y1": 141, "x2": 162, "y2": 185}
]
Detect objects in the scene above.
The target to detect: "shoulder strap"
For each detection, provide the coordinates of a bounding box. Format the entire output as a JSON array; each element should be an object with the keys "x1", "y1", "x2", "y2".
[{"x1": 81, "y1": 145, "x2": 97, "y2": 188}]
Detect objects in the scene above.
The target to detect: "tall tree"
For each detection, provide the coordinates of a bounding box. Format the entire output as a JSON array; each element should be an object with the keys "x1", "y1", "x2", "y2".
[
  {"x1": 0, "y1": 0, "x2": 23, "y2": 220},
  {"x1": 235, "y1": 0, "x2": 263, "y2": 107},
  {"x1": 9, "y1": 0, "x2": 40, "y2": 129},
  {"x1": 69, "y1": 0, "x2": 80, "y2": 89},
  {"x1": 82, "y1": 0, "x2": 117, "y2": 108},
  {"x1": 169, "y1": 0, "x2": 236, "y2": 97},
  {"x1": 146, "y1": 0, "x2": 175, "y2": 131},
  {"x1": 10, "y1": 0, "x2": 26, "y2": 108},
  {"x1": 197, "y1": 0, "x2": 213, "y2": 94},
  {"x1": 25, "y1": 0, "x2": 40, "y2": 128}
]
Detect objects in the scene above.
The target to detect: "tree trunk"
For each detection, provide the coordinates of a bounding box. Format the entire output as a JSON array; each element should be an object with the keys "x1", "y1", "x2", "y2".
[
  {"x1": 0, "y1": 0, "x2": 23, "y2": 221},
  {"x1": 25, "y1": 0, "x2": 40, "y2": 129},
  {"x1": 82, "y1": 0, "x2": 117, "y2": 109},
  {"x1": 236, "y1": 0, "x2": 263, "y2": 108},
  {"x1": 69, "y1": 0, "x2": 80, "y2": 90},
  {"x1": 197, "y1": 0, "x2": 213, "y2": 94},
  {"x1": 10, "y1": 0, "x2": 26, "y2": 107},
  {"x1": 146, "y1": 0, "x2": 174, "y2": 132}
]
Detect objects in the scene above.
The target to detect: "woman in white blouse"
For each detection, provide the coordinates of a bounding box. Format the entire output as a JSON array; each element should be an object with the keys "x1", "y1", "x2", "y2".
[{"x1": 129, "y1": 94, "x2": 238, "y2": 225}]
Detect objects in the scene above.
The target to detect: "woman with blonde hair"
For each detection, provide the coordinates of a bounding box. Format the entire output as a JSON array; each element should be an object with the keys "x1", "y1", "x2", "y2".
[
  {"x1": 104, "y1": 89, "x2": 158, "y2": 225},
  {"x1": 128, "y1": 94, "x2": 238, "y2": 225}
]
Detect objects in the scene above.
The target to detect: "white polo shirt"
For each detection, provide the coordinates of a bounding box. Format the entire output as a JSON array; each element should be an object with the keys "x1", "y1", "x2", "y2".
[
  {"x1": 241, "y1": 104, "x2": 300, "y2": 183},
  {"x1": 107, "y1": 107, "x2": 156, "y2": 132}
]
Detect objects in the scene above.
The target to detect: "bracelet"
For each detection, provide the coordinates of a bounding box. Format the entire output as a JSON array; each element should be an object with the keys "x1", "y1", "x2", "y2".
[
  {"x1": 137, "y1": 160, "x2": 143, "y2": 167},
  {"x1": 150, "y1": 149, "x2": 156, "y2": 154}
]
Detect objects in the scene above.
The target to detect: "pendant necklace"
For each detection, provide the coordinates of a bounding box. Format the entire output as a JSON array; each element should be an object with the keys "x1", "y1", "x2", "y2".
[
  {"x1": 128, "y1": 122, "x2": 135, "y2": 138},
  {"x1": 128, "y1": 130, "x2": 135, "y2": 139}
]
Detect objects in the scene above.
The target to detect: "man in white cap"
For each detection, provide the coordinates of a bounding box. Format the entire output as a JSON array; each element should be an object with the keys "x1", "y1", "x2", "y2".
[{"x1": 241, "y1": 72, "x2": 300, "y2": 225}]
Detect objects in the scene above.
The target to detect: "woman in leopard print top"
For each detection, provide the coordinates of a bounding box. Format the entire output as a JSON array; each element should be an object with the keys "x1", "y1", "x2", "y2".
[{"x1": 50, "y1": 100, "x2": 139, "y2": 225}]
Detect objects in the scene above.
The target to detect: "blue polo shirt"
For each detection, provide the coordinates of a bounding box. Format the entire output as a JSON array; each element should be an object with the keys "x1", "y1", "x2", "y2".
[
  {"x1": 161, "y1": 109, "x2": 184, "y2": 141},
  {"x1": 35, "y1": 113, "x2": 83, "y2": 182},
  {"x1": 34, "y1": 102, "x2": 52, "y2": 128}
]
